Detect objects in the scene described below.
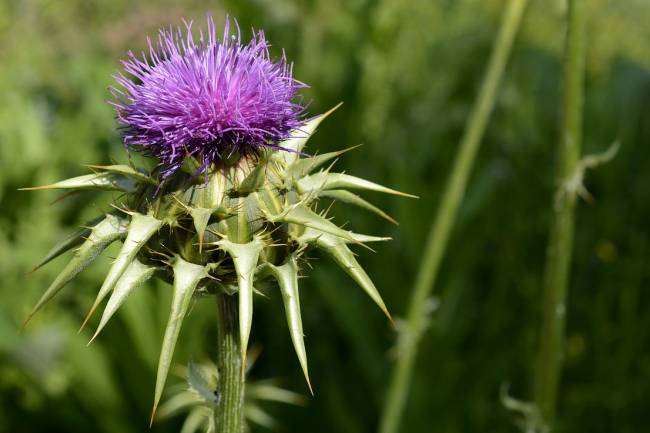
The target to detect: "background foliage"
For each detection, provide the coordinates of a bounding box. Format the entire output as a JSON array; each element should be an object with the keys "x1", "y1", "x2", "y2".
[{"x1": 1, "y1": 0, "x2": 649, "y2": 432}]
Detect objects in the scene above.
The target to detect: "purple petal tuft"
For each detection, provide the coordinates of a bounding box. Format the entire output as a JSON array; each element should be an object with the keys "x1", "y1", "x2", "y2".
[{"x1": 110, "y1": 16, "x2": 306, "y2": 179}]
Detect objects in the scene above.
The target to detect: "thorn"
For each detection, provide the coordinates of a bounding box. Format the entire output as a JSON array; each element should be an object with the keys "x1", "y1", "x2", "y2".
[
  {"x1": 21, "y1": 313, "x2": 35, "y2": 330},
  {"x1": 149, "y1": 404, "x2": 158, "y2": 427},
  {"x1": 17, "y1": 185, "x2": 52, "y2": 191},
  {"x1": 87, "y1": 326, "x2": 102, "y2": 346},
  {"x1": 383, "y1": 307, "x2": 394, "y2": 323},
  {"x1": 306, "y1": 375, "x2": 314, "y2": 396},
  {"x1": 79, "y1": 303, "x2": 99, "y2": 333},
  {"x1": 241, "y1": 352, "x2": 247, "y2": 380}
]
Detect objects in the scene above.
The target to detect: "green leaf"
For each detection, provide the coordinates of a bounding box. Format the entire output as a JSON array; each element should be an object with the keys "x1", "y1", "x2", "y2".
[
  {"x1": 245, "y1": 403, "x2": 279, "y2": 430},
  {"x1": 237, "y1": 163, "x2": 266, "y2": 193},
  {"x1": 152, "y1": 257, "x2": 207, "y2": 423},
  {"x1": 297, "y1": 172, "x2": 417, "y2": 198},
  {"x1": 296, "y1": 229, "x2": 391, "y2": 320},
  {"x1": 180, "y1": 408, "x2": 212, "y2": 433},
  {"x1": 276, "y1": 103, "x2": 342, "y2": 165},
  {"x1": 189, "y1": 207, "x2": 213, "y2": 252},
  {"x1": 262, "y1": 258, "x2": 312, "y2": 394},
  {"x1": 30, "y1": 215, "x2": 105, "y2": 272},
  {"x1": 318, "y1": 189, "x2": 398, "y2": 224},
  {"x1": 89, "y1": 259, "x2": 155, "y2": 343},
  {"x1": 85, "y1": 164, "x2": 158, "y2": 185},
  {"x1": 264, "y1": 204, "x2": 358, "y2": 244},
  {"x1": 247, "y1": 382, "x2": 305, "y2": 405},
  {"x1": 285, "y1": 145, "x2": 360, "y2": 179},
  {"x1": 157, "y1": 393, "x2": 203, "y2": 420},
  {"x1": 24, "y1": 214, "x2": 127, "y2": 325},
  {"x1": 20, "y1": 172, "x2": 138, "y2": 193},
  {"x1": 187, "y1": 361, "x2": 219, "y2": 404},
  {"x1": 347, "y1": 232, "x2": 392, "y2": 243},
  {"x1": 82, "y1": 213, "x2": 163, "y2": 329},
  {"x1": 298, "y1": 226, "x2": 390, "y2": 245},
  {"x1": 216, "y1": 238, "x2": 265, "y2": 372}
]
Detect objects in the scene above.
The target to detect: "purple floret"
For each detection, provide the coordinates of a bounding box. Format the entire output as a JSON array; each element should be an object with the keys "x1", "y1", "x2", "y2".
[{"x1": 110, "y1": 16, "x2": 306, "y2": 179}]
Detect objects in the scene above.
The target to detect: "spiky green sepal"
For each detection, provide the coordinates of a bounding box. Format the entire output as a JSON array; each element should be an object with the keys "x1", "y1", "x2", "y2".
[{"x1": 24, "y1": 106, "x2": 413, "y2": 404}]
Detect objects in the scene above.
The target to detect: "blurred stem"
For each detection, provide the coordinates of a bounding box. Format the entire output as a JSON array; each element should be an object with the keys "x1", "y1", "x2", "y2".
[
  {"x1": 379, "y1": 1, "x2": 528, "y2": 432},
  {"x1": 534, "y1": 0, "x2": 585, "y2": 428},
  {"x1": 215, "y1": 294, "x2": 245, "y2": 433}
]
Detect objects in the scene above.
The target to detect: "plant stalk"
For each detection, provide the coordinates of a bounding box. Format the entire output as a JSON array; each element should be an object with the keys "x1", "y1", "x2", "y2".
[
  {"x1": 215, "y1": 294, "x2": 245, "y2": 433},
  {"x1": 534, "y1": 0, "x2": 585, "y2": 428},
  {"x1": 379, "y1": 1, "x2": 528, "y2": 432}
]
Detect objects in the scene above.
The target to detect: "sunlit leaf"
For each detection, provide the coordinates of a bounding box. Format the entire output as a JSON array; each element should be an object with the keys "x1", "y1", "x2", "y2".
[
  {"x1": 24, "y1": 214, "x2": 128, "y2": 325},
  {"x1": 82, "y1": 213, "x2": 163, "y2": 329},
  {"x1": 276, "y1": 104, "x2": 342, "y2": 164},
  {"x1": 20, "y1": 172, "x2": 138, "y2": 193},
  {"x1": 152, "y1": 257, "x2": 207, "y2": 422},
  {"x1": 85, "y1": 164, "x2": 157, "y2": 185},
  {"x1": 319, "y1": 189, "x2": 398, "y2": 224},
  {"x1": 261, "y1": 258, "x2": 312, "y2": 393},
  {"x1": 89, "y1": 259, "x2": 155, "y2": 343},
  {"x1": 30, "y1": 215, "x2": 105, "y2": 272},
  {"x1": 217, "y1": 238, "x2": 265, "y2": 372},
  {"x1": 264, "y1": 203, "x2": 357, "y2": 244},
  {"x1": 285, "y1": 144, "x2": 360, "y2": 179},
  {"x1": 296, "y1": 229, "x2": 391, "y2": 320},
  {"x1": 297, "y1": 172, "x2": 417, "y2": 198}
]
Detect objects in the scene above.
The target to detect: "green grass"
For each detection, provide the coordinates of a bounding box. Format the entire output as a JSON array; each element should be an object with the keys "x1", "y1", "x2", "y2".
[{"x1": 1, "y1": 1, "x2": 649, "y2": 432}]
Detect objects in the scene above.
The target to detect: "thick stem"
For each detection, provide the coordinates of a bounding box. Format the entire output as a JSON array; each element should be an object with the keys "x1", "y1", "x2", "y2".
[
  {"x1": 534, "y1": 0, "x2": 585, "y2": 428},
  {"x1": 215, "y1": 294, "x2": 245, "y2": 433},
  {"x1": 379, "y1": 1, "x2": 528, "y2": 432}
]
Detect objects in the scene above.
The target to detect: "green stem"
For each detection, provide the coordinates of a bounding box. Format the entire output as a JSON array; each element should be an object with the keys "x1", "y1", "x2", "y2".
[
  {"x1": 534, "y1": 0, "x2": 585, "y2": 428},
  {"x1": 215, "y1": 294, "x2": 245, "y2": 433},
  {"x1": 379, "y1": 1, "x2": 528, "y2": 432}
]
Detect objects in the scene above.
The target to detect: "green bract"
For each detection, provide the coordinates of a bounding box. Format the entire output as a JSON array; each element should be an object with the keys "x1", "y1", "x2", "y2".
[{"x1": 23, "y1": 106, "x2": 415, "y2": 415}]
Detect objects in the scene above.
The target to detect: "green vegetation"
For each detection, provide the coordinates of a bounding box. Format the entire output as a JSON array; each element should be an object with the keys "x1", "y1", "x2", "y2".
[{"x1": 1, "y1": 1, "x2": 649, "y2": 432}]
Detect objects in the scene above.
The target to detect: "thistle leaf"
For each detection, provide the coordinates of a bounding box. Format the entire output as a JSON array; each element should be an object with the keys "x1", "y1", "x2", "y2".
[
  {"x1": 82, "y1": 213, "x2": 163, "y2": 329},
  {"x1": 262, "y1": 258, "x2": 312, "y2": 394},
  {"x1": 247, "y1": 383, "x2": 305, "y2": 405},
  {"x1": 24, "y1": 214, "x2": 127, "y2": 325},
  {"x1": 238, "y1": 163, "x2": 266, "y2": 193},
  {"x1": 180, "y1": 408, "x2": 212, "y2": 433},
  {"x1": 296, "y1": 229, "x2": 391, "y2": 320},
  {"x1": 285, "y1": 145, "x2": 360, "y2": 179},
  {"x1": 31, "y1": 215, "x2": 105, "y2": 272},
  {"x1": 89, "y1": 259, "x2": 155, "y2": 344},
  {"x1": 277, "y1": 103, "x2": 342, "y2": 164},
  {"x1": 264, "y1": 204, "x2": 357, "y2": 244},
  {"x1": 189, "y1": 207, "x2": 213, "y2": 252},
  {"x1": 347, "y1": 233, "x2": 392, "y2": 243},
  {"x1": 245, "y1": 404, "x2": 278, "y2": 430},
  {"x1": 152, "y1": 257, "x2": 207, "y2": 423},
  {"x1": 86, "y1": 164, "x2": 157, "y2": 185},
  {"x1": 297, "y1": 172, "x2": 417, "y2": 198},
  {"x1": 318, "y1": 189, "x2": 398, "y2": 224},
  {"x1": 20, "y1": 172, "x2": 138, "y2": 193},
  {"x1": 187, "y1": 361, "x2": 219, "y2": 404},
  {"x1": 216, "y1": 238, "x2": 265, "y2": 372},
  {"x1": 298, "y1": 226, "x2": 390, "y2": 245},
  {"x1": 157, "y1": 393, "x2": 203, "y2": 420}
]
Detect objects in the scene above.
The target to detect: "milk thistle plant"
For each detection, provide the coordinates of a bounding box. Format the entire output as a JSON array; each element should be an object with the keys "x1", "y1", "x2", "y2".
[{"x1": 23, "y1": 16, "x2": 411, "y2": 432}]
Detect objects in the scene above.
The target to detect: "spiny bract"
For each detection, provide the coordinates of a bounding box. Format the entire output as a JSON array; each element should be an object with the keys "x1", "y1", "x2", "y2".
[{"x1": 23, "y1": 17, "x2": 414, "y2": 418}]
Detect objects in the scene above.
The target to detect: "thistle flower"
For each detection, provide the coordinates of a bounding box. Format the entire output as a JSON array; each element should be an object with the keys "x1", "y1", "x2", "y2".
[
  {"x1": 110, "y1": 17, "x2": 305, "y2": 179},
  {"x1": 22, "y1": 16, "x2": 415, "y2": 431}
]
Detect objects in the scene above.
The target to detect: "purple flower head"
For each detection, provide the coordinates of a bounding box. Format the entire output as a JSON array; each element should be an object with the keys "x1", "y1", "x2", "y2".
[{"x1": 110, "y1": 16, "x2": 306, "y2": 179}]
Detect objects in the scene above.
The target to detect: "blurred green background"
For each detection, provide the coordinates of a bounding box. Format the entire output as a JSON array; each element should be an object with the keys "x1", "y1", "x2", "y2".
[{"x1": 1, "y1": 0, "x2": 649, "y2": 432}]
